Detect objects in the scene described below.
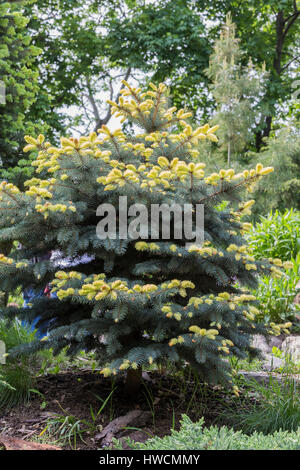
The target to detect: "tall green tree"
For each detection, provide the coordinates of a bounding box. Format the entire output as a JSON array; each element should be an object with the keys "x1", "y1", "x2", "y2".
[
  {"x1": 21, "y1": 0, "x2": 299, "y2": 150},
  {"x1": 200, "y1": 0, "x2": 300, "y2": 148},
  {"x1": 25, "y1": 0, "x2": 121, "y2": 137},
  {"x1": 0, "y1": 0, "x2": 42, "y2": 170},
  {"x1": 205, "y1": 14, "x2": 268, "y2": 165},
  {"x1": 104, "y1": 0, "x2": 211, "y2": 117},
  {"x1": 25, "y1": 0, "x2": 211, "y2": 136},
  {"x1": 252, "y1": 125, "x2": 300, "y2": 217}
]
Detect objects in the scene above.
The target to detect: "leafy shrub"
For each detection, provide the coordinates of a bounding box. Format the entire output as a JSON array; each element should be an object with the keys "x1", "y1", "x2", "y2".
[
  {"x1": 115, "y1": 414, "x2": 300, "y2": 450},
  {"x1": 247, "y1": 209, "x2": 300, "y2": 261},
  {"x1": 246, "y1": 210, "x2": 300, "y2": 324},
  {"x1": 254, "y1": 254, "x2": 300, "y2": 323},
  {"x1": 271, "y1": 346, "x2": 300, "y2": 375}
]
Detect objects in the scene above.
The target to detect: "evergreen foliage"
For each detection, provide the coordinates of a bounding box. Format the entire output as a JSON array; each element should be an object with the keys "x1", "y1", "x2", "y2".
[
  {"x1": 115, "y1": 414, "x2": 300, "y2": 450},
  {"x1": 252, "y1": 127, "x2": 300, "y2": 216},
  {"x1": 0, "y1": 81, "x2": 293, "y2": 392},
  {"x1": 203, "y1": 1, "x2": 300, "y2": 145},
  {"x1": 0, "y1": 0, "x2": 42, "y2": 172},
  {"x1": 205, "y1": 13, "x2": 268, "y2": 165}
]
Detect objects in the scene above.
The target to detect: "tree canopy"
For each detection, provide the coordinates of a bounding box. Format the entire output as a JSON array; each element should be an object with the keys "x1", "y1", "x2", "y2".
[{"x1": 0, "y1": 0, "x2": 42, "y2": 170}]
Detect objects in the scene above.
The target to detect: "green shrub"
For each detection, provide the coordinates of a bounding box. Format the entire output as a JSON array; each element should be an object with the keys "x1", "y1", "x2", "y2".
[
  {"x1": 254, "y1": 254, "x2": 300, "y2": 323},
  {"x1": 246, "y1": 210, "x2": 300, "y2": 324},
  {"x1": 0, "y1": 319, "x2": 37, "y2": 409},
  {"x1": 252, "y1": 128, "x2": 300, "y2": 217},
  {"x1": 0, "y1": 319, "x2": 96, "y2": 409},
  {"x1": 247, "y1": 209, "x2": 300, "y2": 261},
  {"x1": 220, "y1": 374, "x2": 300, "y2": 435},
  {"x1": 114, "y1": 414, "x2": 300, "y2": 450}
]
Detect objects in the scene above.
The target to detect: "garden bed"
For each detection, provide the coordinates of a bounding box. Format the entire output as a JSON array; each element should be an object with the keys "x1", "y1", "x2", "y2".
[{"x1": 0, "y1": 368, "x2": 258, "y2": 450}]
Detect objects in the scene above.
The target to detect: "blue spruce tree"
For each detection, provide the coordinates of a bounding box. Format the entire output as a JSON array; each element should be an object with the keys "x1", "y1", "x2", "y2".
[{"x1": 0, "y1": 81, "x2": 292, "y2": 395}]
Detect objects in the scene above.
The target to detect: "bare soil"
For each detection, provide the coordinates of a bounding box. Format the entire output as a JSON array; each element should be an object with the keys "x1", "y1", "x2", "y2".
[{"x1": 0, "y1": 368, "x2": 253, "y2": 450}]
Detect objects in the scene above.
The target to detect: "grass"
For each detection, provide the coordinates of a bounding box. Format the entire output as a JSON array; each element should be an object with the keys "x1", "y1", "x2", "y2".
[
  {"x1": 0, "y1": 319, "x2": 37, "y2": 409},
  {"x1": 0, "y1": 318, "x2": 98, "y2": 410},
  {"x1": 39, "y1": 387, "x2": 116, "y2": 449},
  {"x1": 217, "y1": 373, "x2": 300, "y2": 434},
  {"x1": 40, "y1": 411, "x2": 92, "y2": 449},
  {"x1": 29, "y1": 432, "x2": 62, "y2": 448}
]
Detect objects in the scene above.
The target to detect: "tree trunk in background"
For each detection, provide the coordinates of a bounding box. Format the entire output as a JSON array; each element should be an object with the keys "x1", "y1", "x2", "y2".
[{"x1": 257, "y1": 7, "x2": 300, "y2": 149}]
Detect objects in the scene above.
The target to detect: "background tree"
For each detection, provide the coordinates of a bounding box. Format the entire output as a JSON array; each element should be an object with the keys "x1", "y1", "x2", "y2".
[
  {"x1": 205, "y1": 13, "x2": 268, "y2": 165},
  {"x1": 0, "y1": 0, "x2": 42, "y2": 172},
  {"x1": 24, "y1": 0, "x2": 131, "y2": 138},
  {"x1": 0, "y1": 82, "x2": 290, "y2": 395},
  {"x1": 201, "y1": 0, "x2": 300, "y2": 148},
  {"x1": 21, "y1": 1, "x2": 299, "y2": 150},
  {"x1": 251, "y1": 125, "x2": 300, "y2": 217},
  {"x1": 24, "y1": 0, "x2": 211, "y2": 137},
  {"x1": 2, "y1": 0, "x2": 298, "y2": 217},
  {"x1": 104, "y1": 0, "x2": 211, "y2": 118}
]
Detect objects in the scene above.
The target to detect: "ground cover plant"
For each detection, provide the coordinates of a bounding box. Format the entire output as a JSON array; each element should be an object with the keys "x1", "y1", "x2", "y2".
[{"x1": 115, "y1": 414, "x2": 300, "y2": 450}]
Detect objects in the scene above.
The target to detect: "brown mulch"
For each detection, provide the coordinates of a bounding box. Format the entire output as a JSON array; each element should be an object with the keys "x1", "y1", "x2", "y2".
[{"x1": 0, "y1": 368, "x2": 242, "y2": 450}]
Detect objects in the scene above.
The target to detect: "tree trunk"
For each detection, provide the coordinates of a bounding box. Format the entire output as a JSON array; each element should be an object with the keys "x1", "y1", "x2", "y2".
[
  {"x1": 120, "y1": 329, "x2": 142, "y2": 396},
  {"x1": 124, "y1": 368, "x2": 142, "y2": 396},
  {"x1": 255, "y1": 130, "x2": 263, "y2": 152},
  {"x1": 227, "y1": 140, "x2": 231, "y2": 166},
  {"x1": 256, "y1": 7, "x2": 299, "y2": 146}
]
